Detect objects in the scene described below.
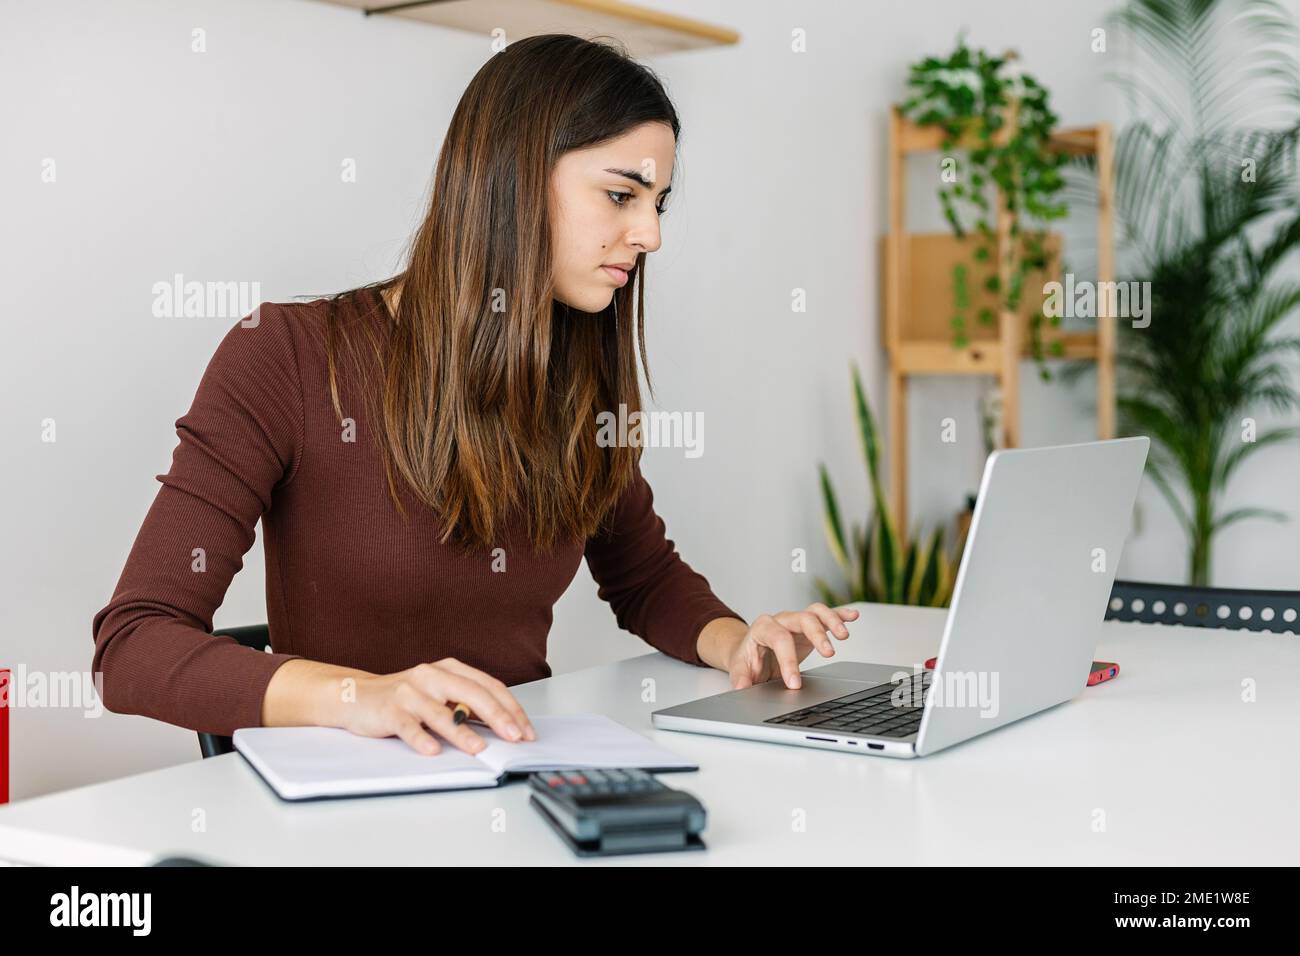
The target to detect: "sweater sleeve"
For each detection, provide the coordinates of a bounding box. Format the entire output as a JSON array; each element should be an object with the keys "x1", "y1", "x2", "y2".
[
  {"x1": 91, "y1": 303, "x2": 307, "y2": 737},
  {"x1": 584, "y1": 459, "x2": 746, "y2": 667}
]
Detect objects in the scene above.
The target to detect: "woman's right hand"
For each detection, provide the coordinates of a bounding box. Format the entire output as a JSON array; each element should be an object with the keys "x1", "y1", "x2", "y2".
[{"x1": 341, "y1": 658, "x2": 537, "y2": 756}]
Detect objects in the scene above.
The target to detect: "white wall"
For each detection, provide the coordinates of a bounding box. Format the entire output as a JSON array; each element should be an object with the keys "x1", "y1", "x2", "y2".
[{"x1": 3, "y1": 0, "x2": 1297, "y2": 801}]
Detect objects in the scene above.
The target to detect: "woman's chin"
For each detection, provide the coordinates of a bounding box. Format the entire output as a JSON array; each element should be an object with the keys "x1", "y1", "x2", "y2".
[{"x1": 556, "y1": 287, "x2": 615, "y2": 315}]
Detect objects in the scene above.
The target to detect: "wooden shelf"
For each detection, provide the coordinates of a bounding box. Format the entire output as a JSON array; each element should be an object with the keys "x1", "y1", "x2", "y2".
[
  {"x1": 897, "y1": 112, "x2": 1015, "y2": 153},
  {"x1": 895, "y1": 341, "x2": 1002, "y2": 375},
  {"x1": 1035, "y1": 331, "x2": 1101, "y2": 360},
  {"x1": 880, "y1": 231, "x2": 1064, "y2": 351},
  {"x1": 309, "y1": 0, "x2": 740, "y2": 56},
  {"x1": 893, "y1": 333, "x2": 1102, "y2": 375},
  {"x1": 896, "y1": 114, "x2": 1103, "y2": 157},
  {"x1": 1046, "y1": 126, "x2": 1102, "y2": 156},
  {"x1": 884, "y1": 105, "x2": 1116, "y2": 534}
]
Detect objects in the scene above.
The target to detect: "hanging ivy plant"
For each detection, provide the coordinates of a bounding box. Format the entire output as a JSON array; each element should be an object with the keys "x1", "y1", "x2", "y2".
[{"x1": 901, "y1": 40, "x2": 1069, "y2": 378}]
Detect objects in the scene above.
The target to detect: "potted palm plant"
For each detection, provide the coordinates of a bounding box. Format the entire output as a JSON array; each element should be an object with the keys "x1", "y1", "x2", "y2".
[{"x1": 1104, "y1": 0, "x2": 1300, "y2": 585}]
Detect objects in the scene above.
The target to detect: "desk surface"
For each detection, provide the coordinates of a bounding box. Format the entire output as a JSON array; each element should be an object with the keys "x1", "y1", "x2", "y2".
[{"x1": 2, "y1": 603, "x2": 1297, "y2": 865}]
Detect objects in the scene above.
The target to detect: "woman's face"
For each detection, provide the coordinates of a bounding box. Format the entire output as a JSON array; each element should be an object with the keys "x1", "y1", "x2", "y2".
[{"x1": 548, "y1": 121, "x2": 676, "y2": 313}]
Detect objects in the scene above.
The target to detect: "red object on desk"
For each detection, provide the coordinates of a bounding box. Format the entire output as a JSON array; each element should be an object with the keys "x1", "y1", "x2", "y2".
[
  {"x1": 924, "y1": 656, "x2": 1119, "y2": 688},
  {"x1": 1087, "y1": 661, "x2": 1121, "y2": 686},
  {"x1": 1, "y1": 668, "x2": 9, "y2": 804}
]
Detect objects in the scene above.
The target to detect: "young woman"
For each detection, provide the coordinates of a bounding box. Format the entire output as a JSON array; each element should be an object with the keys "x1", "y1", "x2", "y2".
[{"x1": 92, "y1": 34, "x2": 857, "y2": 758}]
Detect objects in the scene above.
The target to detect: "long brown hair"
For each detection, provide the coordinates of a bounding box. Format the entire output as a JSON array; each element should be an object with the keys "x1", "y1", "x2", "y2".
[{"x1": 304, "y1": 35, "x2": 680, "y2": 556}]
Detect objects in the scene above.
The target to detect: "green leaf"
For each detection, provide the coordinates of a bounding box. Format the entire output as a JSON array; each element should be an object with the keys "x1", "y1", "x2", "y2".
[
  {"x1": 1211, "y1": 506, "x2": 1287, "y2": 532},
  {"x1": 850, "y1": 363, "x2": 902, "y2": 598},
  {"x1": 818, "y1": 463, "x2": 851, "y2": 576},
  {"x1": 900, "y1": 536, "x2": 919, "y2": 604},
  {"x1": 851, "y1": 363, "x2": 883, "y2": 489},
  {"x1": 1214, "y1": 425, "x2": 1300, "y2": 489},
  {"x1": 813, "y1": 577, "x2": 845, "y2": 608},
  {"x1": 917, "y1": 527, "x2": 945, "y2": 606},
  {"x1": 876, "y1": 516, "x2": 900, "y2": 604},
  {"x1": 1144, "y1": 457, "x2": 1193, "y2": 535}
]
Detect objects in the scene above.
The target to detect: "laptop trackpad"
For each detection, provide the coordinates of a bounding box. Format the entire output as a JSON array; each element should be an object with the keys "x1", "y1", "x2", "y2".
[{"x1": 664, "y1": 662, "x2": 909, "y2": 723}]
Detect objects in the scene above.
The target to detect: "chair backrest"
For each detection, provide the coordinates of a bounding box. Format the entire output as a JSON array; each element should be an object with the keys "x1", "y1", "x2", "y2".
[
  {"x1": 199, "y1": 625, "x2": 271, "y2": 759},
  {"x1": 1106, "y1": 579, "x2": 1299, "y2": 632}
]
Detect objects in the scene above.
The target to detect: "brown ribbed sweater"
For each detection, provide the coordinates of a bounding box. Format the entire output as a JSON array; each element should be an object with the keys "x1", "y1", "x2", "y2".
[{"x1": 91, "y1": 288, "x2": 743, "y2": 737}]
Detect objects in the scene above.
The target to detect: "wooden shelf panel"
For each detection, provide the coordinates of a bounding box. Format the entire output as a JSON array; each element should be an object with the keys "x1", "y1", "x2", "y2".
[
  {"x1": 890, "y1": 332, "x2": 1101, "y2": 373},
  {"x1": 895, "y1": 109, "x2": 1105, "y2": 158},
  {"x1": 897, "y1": 119, "x2": 1013, "y2": 153},
  {"x1": 1046, "y1": 126, "x2": 1101, "y2": 156},
  {"x1": 311, "y1": 0, "x2": 740, "y2": 56},
  {"x1": 1031, "y1": 331, "x2": 1100, "y2": 360},
  {"x1": 881, "y1": 232, "x2": 1064, "y2": 351},
  {"x1": 895, "y1": 341, "x2": 1002, "y2": 374}
]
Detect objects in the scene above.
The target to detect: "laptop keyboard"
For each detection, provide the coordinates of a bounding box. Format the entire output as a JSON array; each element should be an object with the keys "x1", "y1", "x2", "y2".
[{"x1": 764, "y1": 670, "x2": 932, "y2": 738}]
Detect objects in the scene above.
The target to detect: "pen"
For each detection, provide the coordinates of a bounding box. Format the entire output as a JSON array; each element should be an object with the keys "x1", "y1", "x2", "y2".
[{"x1": 450, "y1": 702, "x2": 471, "y2": 725}]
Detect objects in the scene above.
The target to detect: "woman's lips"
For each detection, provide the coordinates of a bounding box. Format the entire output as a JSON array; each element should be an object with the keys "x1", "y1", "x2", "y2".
[{"x1": 601, "y1": 265, "x2": 629, "y2": 286}]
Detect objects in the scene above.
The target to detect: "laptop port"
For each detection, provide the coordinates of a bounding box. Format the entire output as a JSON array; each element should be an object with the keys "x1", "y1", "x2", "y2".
[
  {"x1": 805, "y1": 736, "x2": 837, "y2": 743},
  {"x1": 867, "y1": 743, "x2": 885, "y2": 750}
]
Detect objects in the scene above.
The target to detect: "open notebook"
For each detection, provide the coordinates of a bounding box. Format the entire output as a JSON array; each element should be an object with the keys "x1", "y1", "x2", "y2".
[{"x1": 233, "y1": 713, "x2": 697, "y2": 801}]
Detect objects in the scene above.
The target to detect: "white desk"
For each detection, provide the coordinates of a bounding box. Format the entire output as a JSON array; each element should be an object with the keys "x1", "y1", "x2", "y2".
[{"x1": 1, "y1": 603, "x2": 1297, "y2": 865}]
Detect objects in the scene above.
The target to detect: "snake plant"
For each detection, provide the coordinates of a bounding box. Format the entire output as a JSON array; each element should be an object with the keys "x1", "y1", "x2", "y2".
[{"x1": 815, "y1": 363, "x2": 965, "y2": 607}]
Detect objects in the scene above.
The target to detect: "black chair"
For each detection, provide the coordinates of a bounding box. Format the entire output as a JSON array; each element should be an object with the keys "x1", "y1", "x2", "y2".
[
  {"x1": 1105, "y1": 579, "x2": 1300, "y2": 633},
  {"x1": 199, "y1": 624, "x2": 271, "y2": 759}
]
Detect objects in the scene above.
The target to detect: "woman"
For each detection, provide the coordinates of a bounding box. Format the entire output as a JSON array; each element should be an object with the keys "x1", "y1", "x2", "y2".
[{"x1": 92, "y1": 34, "x2": 857, "y2": 758}]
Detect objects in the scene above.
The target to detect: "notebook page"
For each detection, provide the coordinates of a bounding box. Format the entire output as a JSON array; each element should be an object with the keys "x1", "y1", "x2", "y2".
[
  {"x1": 233, "y1": 727, "x2": 501, "y2": 799},
  {"x1": 467, "y1": 713, "x2": 696, "y2": 775}
]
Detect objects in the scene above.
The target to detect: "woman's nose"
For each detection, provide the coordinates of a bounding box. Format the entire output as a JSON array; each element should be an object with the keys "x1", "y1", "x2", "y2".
[{"x1": 625, "y1": 210, "x2": 661, "y2": 254}]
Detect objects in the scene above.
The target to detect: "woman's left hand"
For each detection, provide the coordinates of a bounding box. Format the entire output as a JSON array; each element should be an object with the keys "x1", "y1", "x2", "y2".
[{"x1": 723, "y1": 604, "x2": 860, "y2": 690}]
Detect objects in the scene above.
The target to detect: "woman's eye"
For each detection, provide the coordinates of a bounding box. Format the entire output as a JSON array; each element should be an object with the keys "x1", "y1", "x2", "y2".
[{"x1": 607, "y1": 190, "x2": 668, "y2": 216}]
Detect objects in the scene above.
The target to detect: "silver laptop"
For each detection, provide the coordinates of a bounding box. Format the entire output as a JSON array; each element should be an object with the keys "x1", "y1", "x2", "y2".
[{"x1": 652, "y1": 436, "x2": 1150, "y2": 758}]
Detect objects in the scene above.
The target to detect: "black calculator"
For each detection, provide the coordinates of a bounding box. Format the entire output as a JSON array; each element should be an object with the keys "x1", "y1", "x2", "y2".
[{"x1": 527, "y1": 768, "x2": 707, "y2": 857}]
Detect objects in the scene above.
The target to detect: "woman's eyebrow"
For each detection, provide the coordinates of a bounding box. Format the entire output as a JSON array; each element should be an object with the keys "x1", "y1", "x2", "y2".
[{"x1": 603, "y1": 167, "x2": 672, "y2": 197}]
